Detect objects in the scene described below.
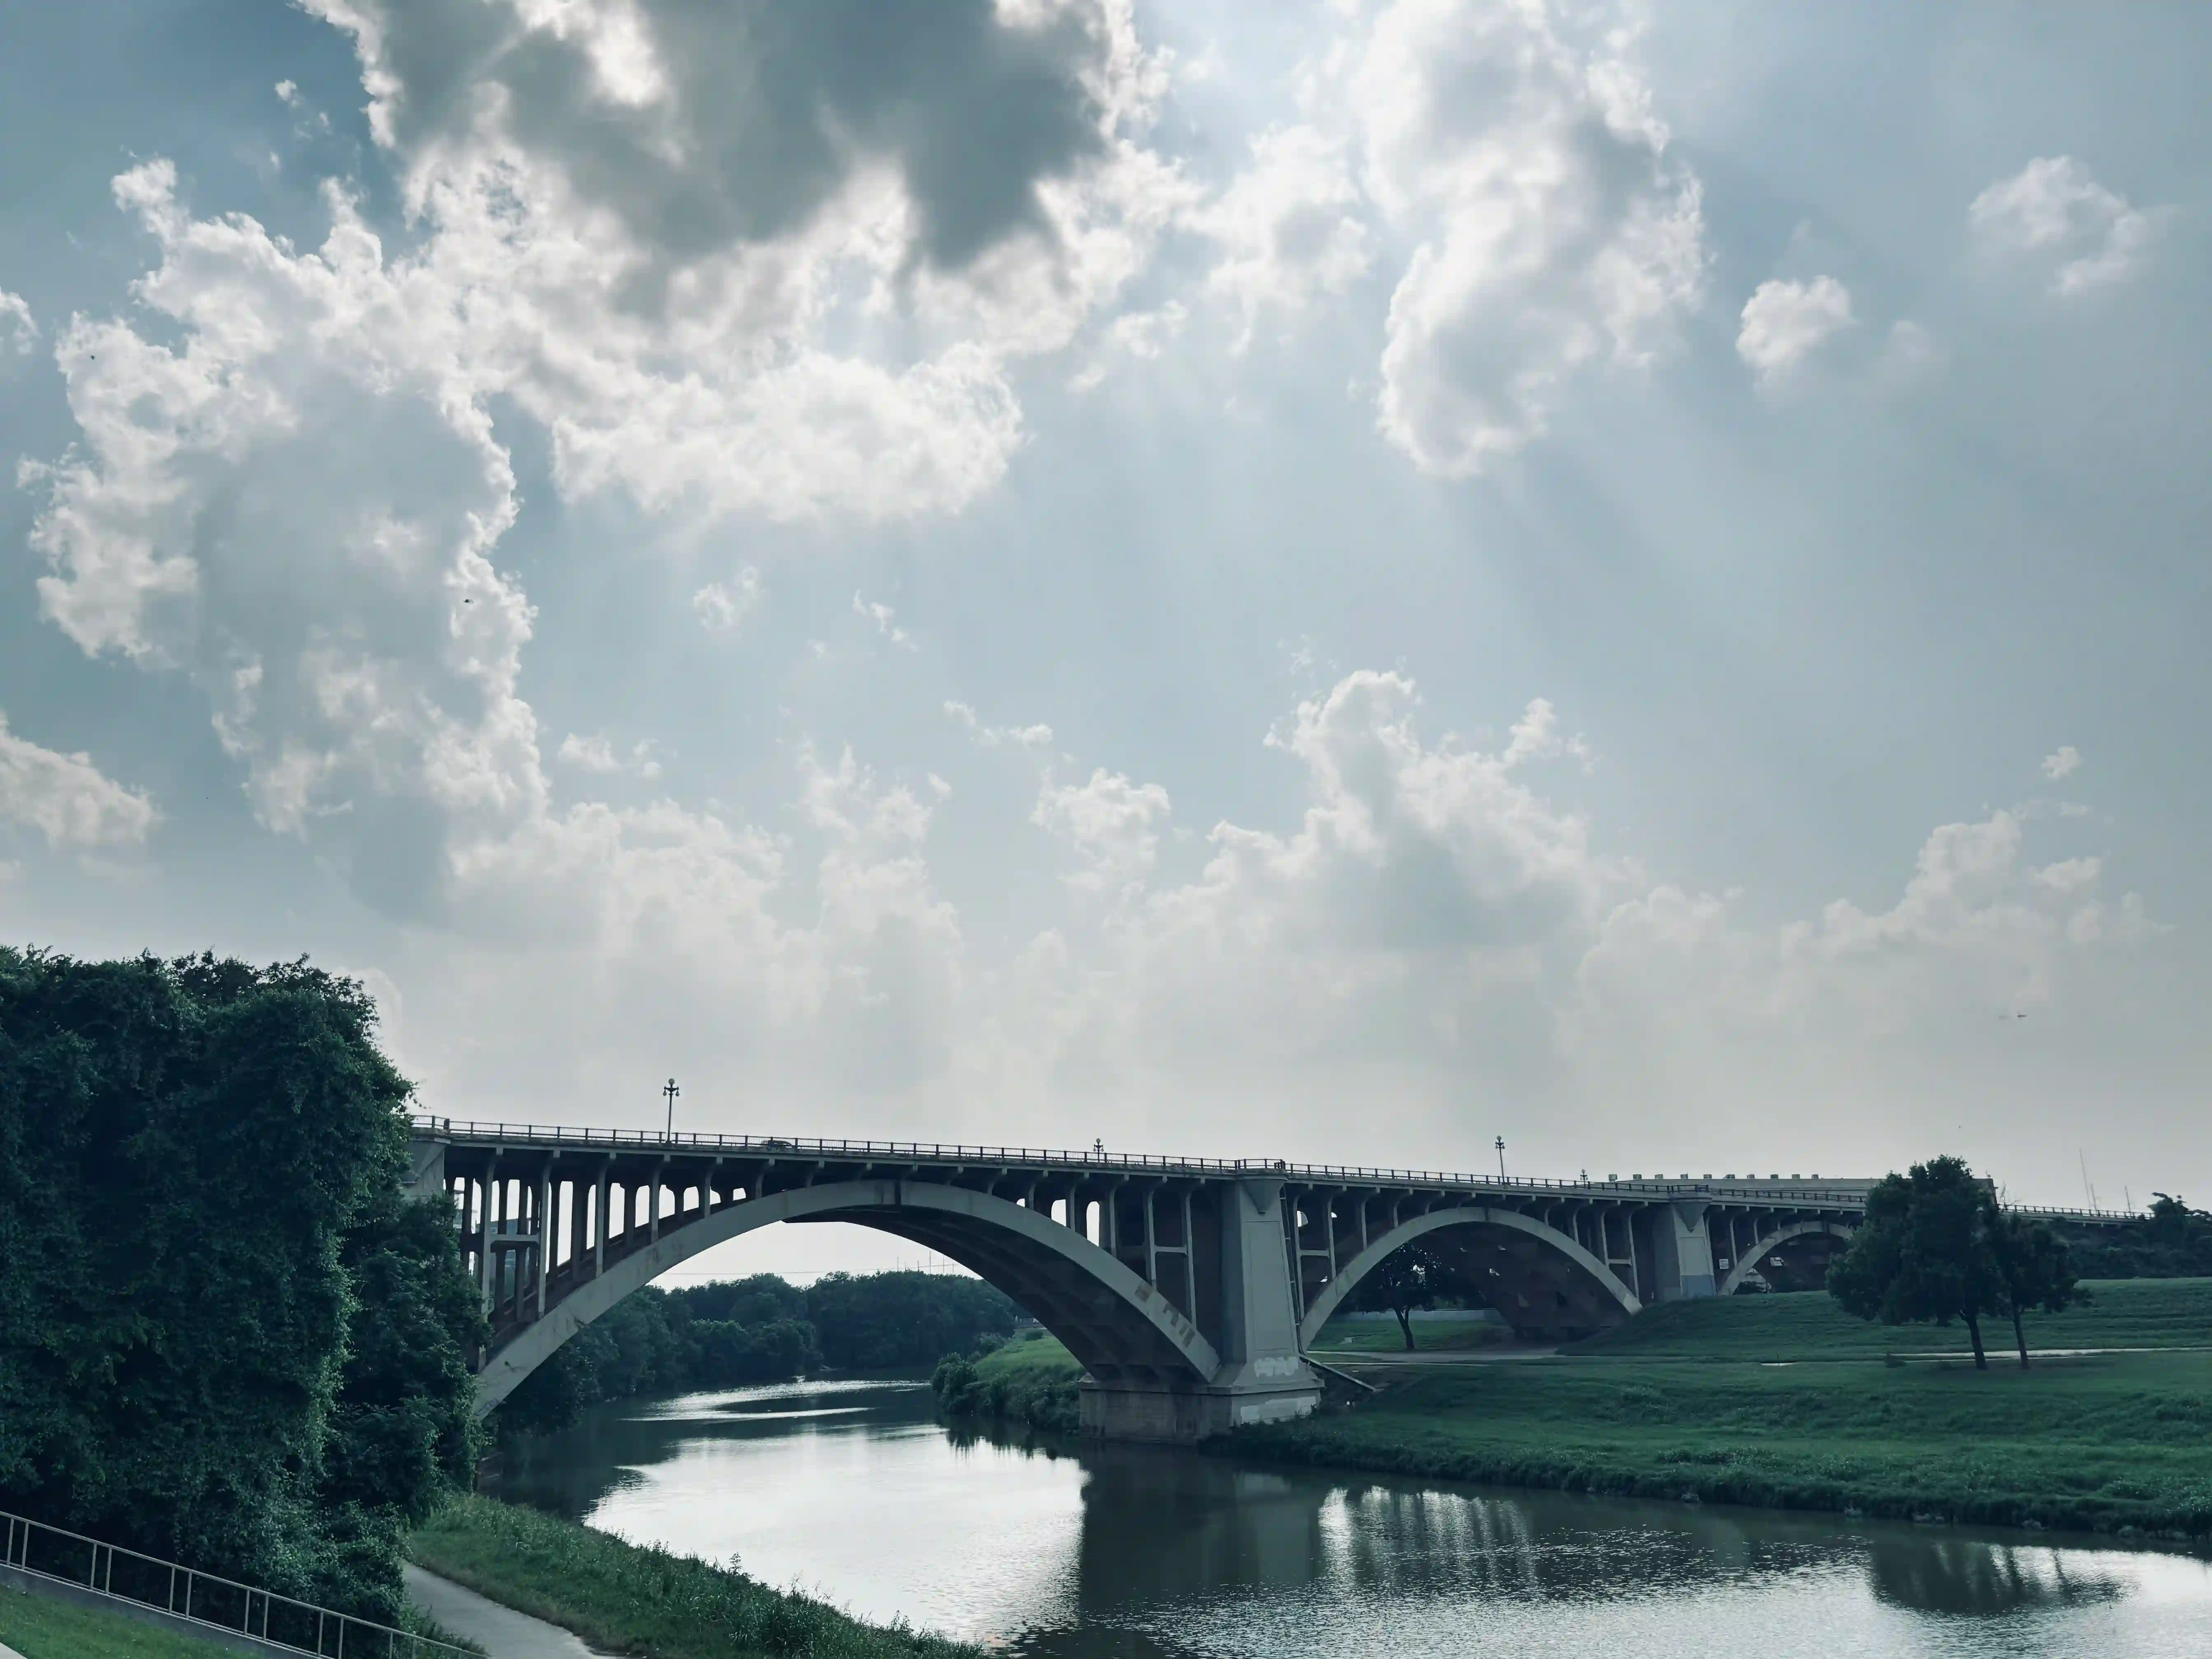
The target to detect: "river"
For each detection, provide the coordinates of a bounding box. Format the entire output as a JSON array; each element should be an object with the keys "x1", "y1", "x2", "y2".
[{"x1": 483, "y1": 1377, "x2": 2212, "y2": 1657}]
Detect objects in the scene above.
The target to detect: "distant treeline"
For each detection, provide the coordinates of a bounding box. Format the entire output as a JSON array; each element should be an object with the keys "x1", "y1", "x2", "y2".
[
  {"x1": 2058, "y1": 1194, "x2": 2212, "y2": 1279},
  {"x1": 498, "y1": 1270, "x2": 1021, "y2": 1437}
]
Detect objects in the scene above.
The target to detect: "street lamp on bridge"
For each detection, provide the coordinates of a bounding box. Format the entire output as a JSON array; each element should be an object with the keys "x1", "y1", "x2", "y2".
[
  {"x1": 664, "y1": 1077, "x2": 680, "y2": 1138},
  {"x1": 1496, "y1": 1136, "x2": 1506, "y2": 1179}
]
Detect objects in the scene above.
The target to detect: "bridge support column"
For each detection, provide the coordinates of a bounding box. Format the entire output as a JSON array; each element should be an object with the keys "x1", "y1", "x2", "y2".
[
  {"x1": 1651, "y1": 1202, "x2": 1718, "y2": 1301},
  {"x1": 1082, "y1": 1176, "x2": 1319, "y2": 1441}
]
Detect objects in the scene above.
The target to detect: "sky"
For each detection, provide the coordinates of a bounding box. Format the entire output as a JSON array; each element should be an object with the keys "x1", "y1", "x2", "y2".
[{"x1": 2, "y1": 0, "x2": 2205, "y2": 1282}]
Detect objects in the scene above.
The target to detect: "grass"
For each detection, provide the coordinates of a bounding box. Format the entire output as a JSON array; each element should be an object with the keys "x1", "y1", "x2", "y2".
[
  {"x1": 1311, "y1": 1313, "x2": 1507, "y2": 1354},
  {"x1": 0, "y1": 1587, "x2": 249, "y2": 1659},
  {"x1": 930, "y1": 1329, "x2": 1084, "y2": 1432},
  {"x1": 1243, "y1": 1315, "x2": 2212, "y2": 1539},
  {"x1": 409, "y1": 1494, "x2": 978, "y2": 1659},
  {"x1": 1562, "y1": 1276, "x2": 2212, "y2": 1361}
]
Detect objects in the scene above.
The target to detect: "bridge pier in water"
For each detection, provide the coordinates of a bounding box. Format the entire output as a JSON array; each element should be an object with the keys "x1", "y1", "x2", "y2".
[{"x1": 407, "y1": 1122, "x2": 1889, "y2": 1443}]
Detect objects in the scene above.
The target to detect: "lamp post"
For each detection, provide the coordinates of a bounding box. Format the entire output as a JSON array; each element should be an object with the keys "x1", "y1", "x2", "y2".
[
  {"x1": 664, "y1": 1077, "x2": 680, "y2": 1138},
  {"x1": 1496, "y1": 1136, "x2": 1506, "y2": 1180}
]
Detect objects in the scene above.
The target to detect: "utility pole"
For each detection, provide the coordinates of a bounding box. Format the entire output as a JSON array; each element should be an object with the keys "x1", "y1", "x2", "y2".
[
  {"x1": 1495, "y1": 1136, "x2": 1506, "y2": 1180},
  {"x1": 664, "y1": 1077, "x2": 680, "y2": 1138}
]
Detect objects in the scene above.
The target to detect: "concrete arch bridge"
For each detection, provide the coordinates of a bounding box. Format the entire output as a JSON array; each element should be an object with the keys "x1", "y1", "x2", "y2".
[{"x1": 405, "y1": 1120, "x2": 2115, "y2": 1442}]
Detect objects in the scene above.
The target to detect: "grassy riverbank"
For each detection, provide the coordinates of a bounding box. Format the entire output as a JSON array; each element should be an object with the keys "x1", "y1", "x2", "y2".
[
  {"x1": 1563, "y1": 1275, "x2": 2212, "y2": 1360},
  {"x1": 409, "y1": 1494, "x2": 978, "y2": 1659},
  {"x1": 934, "y1": 1282, "x2": 2212, "y2": 1538},
  {"x1": 1241, "y1": 1349, "x2": 2212, "y2": 1538},
  {"x1": 0, "y1": 1591, "x2": 248, "y2": 1659}
]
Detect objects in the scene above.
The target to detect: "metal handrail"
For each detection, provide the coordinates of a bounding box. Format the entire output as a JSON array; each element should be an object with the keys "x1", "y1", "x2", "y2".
[
  {"x1": 405, "y1": 1116, "x2": 1875, "y2": 1206},
  {"x1": 0, "y1": 1507, "x2": 471, "y2": 1658},
  {"x1": 406, "y1": 1115, "x2": 2145, "y2": 1222}
]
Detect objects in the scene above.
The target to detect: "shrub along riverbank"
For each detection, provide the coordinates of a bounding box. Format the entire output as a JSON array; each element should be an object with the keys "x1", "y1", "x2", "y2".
[
  {"x1": 409, "y1": 1494, "x2": 976, "y2": 1659},
  {"x1": 931, "y1": 1283, "x2": 2212, "y2": 1539}
]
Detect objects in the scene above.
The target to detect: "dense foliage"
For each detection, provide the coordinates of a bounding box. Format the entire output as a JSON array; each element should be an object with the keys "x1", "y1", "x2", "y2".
[
  {"x1": 2061, "y1": 1194, "x2": 2212, "y2": 1279},
  {"x1": 0, "y1": 949, "x2": 483, "y2": 1621},
  {"x1": 499, "y1": 1269, "x2": 1020, "y2": 1438},
  {"x1": 1828, "y1": 1156, "x2": 2081, "y2": 1368}
]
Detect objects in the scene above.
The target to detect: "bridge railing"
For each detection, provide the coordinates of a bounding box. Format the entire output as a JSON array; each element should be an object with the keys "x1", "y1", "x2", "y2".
[
  {"x1": 405, "y1": 1116, "x2": 1884, "y2": 1207},
  {"x1": 0, "y1": 1507, "x2": 470, "y2": 1657}
]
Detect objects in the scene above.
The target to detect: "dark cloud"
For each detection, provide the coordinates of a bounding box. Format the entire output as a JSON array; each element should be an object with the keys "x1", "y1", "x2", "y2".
[{"x1": 355, "y1": 0, "x2": 1107, "y2": 269}]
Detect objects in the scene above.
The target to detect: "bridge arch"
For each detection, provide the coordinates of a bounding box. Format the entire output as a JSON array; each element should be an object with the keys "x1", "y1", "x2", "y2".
[
  {"x1": 475, "y1": 1180, "x2": 1220, "y2": 1417},
  {"x1": 1297, "y1": 1206, "x2": 1641, "y2": 1350},
  {"x1": 1719, "y1": 1219, "x2": 1856, "y2": 1296}
]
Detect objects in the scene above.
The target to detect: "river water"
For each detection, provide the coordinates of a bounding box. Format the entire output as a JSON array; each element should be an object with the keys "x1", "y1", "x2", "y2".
[{"x1": 484, "y1": 1377, "x2": 2212, "y2": 1657}]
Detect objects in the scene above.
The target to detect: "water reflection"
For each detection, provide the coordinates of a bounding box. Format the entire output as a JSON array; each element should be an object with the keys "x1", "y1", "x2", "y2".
[{"x1": 483, "y1": 1379, "x2": 2210, "y2": 1658}]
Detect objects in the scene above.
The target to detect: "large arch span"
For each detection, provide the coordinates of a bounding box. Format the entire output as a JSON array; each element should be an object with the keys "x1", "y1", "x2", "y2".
[
  {"x1": 474, "y1": 1180, "x2": 1220, "y2": 1417},
  {"x1": 1718, "y1": 1219, "x2": 1856, "y2": 1297},
  {"x1": 1297, "y1": 1205, "x2": 1642, "y2": 1349}
]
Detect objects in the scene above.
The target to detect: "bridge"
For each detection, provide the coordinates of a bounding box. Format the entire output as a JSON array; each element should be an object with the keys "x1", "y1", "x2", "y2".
[{"x1": 405, "y1": 1118, "x2": 2124, "y2": 1441}]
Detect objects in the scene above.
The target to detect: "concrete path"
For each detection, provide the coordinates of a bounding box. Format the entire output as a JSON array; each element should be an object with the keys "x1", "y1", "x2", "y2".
[
  {"x1": 403, "y1": 1564, "x2": 616, "y2": 1659},
  {"x1": 2, "y1": 1639, "x2": 26, "y2": 1659}
]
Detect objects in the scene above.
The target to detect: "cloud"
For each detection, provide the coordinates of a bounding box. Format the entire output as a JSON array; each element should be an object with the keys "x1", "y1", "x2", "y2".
[
  {"x1": 0, "y1": 713, "x2": 158, "y2": 850},
  {"x1": 945, "y1": 701, "x2": 1054, "y2": 751},
  {"x1": 1353, "y1": 0, "x2": 1707, "y2": 475},
  {"x1": 692, "y1": 569, "x2": 763, "y2": 634},
  {"x1": 854, "y1": 592, "x2": 918, "y2": 651},
  {"x1": 1736, "y1": 275, "x2": 1854, "y2": 387},
  {"x1": 2041, "y1": 745, "x2": 2083, "y2": 781},
  {"x1": 297, "y1": 0, "x2": 1191, "y2": 525},
  {"x1": 1202, "y1": 124, "x2": 1372, "y2": 346},
  {"x1": 557, "y1": 734, "x2": 663, "y2": 779},
  {"x1": 1033, "y1": 767, "x2": 1170, "y2": 898},
  {"x1": 1970, "y1": 157, "x2": 2158, "y2": 296},
  {"x1": 0, "y1": 290, "x2": 35, "y2": 358}
]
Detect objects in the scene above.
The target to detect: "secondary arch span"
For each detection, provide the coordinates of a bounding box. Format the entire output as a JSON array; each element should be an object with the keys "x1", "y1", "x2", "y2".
[
  {"x1": 474, "y1": 1180, "x2": 1221, "y2": 1416},
  {"x1": 1297, "y1": 1205, "x2": 1641, "y2": 1350},
  {"x1": 1719, "y1": 1219, "x2": 1856, "y2": 1296}
]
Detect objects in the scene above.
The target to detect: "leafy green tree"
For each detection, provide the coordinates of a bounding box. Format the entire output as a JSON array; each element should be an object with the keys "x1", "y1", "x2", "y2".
[
  {"x1": 1827, "y1": 1156, "x2": 2001, "y2": 1369},
  {"x1": 0, "y1": 949, "x2": 480, "y2": 1619},
  {"x1": 1348, "y1": 1240, "x2": 1446, "y2": 1350},
  {"x1": 1987, "y1": 1208, "x2": 2084, "y2": 1369}
]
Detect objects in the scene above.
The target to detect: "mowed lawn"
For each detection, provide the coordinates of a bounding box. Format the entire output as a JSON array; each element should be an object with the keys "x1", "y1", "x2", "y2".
[
  {"x1": 1310, "y1": 1313, "x2": 1507, "y2": 1353},
  {"x1": 1561, "y1": 1276, "x2": 2212, "y2": 1361},
  {"x1": 1241, "y1": 1347, "x2": 2212, "y2": 1535},
  {"x1": 0, "y1": 1591, "x2": 253, "y2": 1659}
]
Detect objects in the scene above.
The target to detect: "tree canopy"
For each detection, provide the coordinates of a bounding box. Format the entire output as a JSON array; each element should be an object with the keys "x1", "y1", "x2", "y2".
[
  {"x1": 0, "y1": 948, "x2": 482, "y2": 1620},
  {"x1": 1827, "y1": 1155, "x2": 2082, "y2": 1370}
]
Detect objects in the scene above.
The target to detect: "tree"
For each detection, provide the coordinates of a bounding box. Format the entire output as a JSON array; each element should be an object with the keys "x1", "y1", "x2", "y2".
[
  {"x1": 1986, "y1": 1207, "x2": 2083, "y2": 1369},
  {"x1": 1827, "y1": 1156, "x2": 2001, "y2": 1369},
  {"x1": 1348, "y1": 1241, "x2": 1446, "y2": 1350},
  {"x1": 0, "y1": 949, "x2": 481, "y2": 1619}
]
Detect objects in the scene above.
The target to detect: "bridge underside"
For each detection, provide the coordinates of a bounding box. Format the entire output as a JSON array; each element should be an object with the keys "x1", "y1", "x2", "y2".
[{"x1": 1416, "y1": 1222, "x2": 1641, "y2": 1342}]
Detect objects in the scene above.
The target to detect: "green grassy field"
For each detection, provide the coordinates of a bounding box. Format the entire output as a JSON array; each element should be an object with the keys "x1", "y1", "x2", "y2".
[
  {"x1": 1310, "y1": 1313, "x2": 1507, "y2": 1354},
  {"x1": 0, "y1": 1589, "x2": 249, "y2": 1659},
  {"x1": 1562, "y1": 1276, "x2": 2212, "y2": 1361},
  {"x1": 410, "y1": 1494, "x2": 978, "y2": 1659},
  {"x1": 939, "y1": 1284, "x2": 2212, "y2": 1539},
  {"x1": 1239, "y1": 1347, "x2": 2212, "y2": 1537}
]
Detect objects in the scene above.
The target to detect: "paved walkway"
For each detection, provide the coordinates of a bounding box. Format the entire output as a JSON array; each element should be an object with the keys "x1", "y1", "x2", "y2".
[{"x1": 403, "y1": 1564, "x2": 615, "y2": 1659}]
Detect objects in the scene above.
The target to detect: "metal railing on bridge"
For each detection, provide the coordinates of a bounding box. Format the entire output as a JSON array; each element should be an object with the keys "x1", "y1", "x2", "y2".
[
  {"x1": 0, "y1": 1508, "x2": 471, "y2": 1658},
  {"x1": 406, "y1": 1115, "x2": 1884, "y2": 1207}
]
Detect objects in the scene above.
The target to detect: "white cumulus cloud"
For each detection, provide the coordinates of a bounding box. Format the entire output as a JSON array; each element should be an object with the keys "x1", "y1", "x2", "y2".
[
  {"x1": 1202, "y1": 124, "x2": 1372, "y2": 347},
  {"x1": 1354, "y1": 0, "x2": 1708, "y2": 475},
  {"x1": 0, "y1": 713, "x2": 158, "y2": 850},
  {"x1": 0, "y1": 290, "x2": 35, "y2": 358},
  {"x1": 1970, "y1": 157, "x2": 2158, "y2": 296},
  {"x1": 1736, "y1": 276, "x2": 1854, "y2": 388},
  {"x1": 2041, "y1": 745, "x2": 2083, "y2": 781}
]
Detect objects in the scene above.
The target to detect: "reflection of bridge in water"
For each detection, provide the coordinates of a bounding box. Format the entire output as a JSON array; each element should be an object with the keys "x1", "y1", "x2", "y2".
[{"x1": 408, "y1": 1118, "x2": 2125, "y2": 1440}]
